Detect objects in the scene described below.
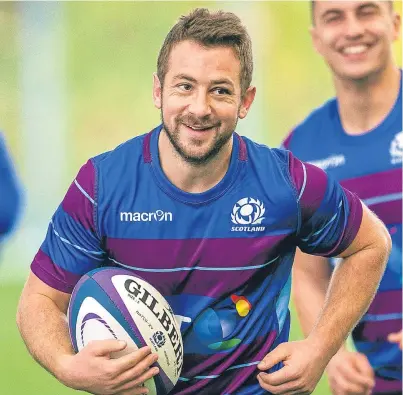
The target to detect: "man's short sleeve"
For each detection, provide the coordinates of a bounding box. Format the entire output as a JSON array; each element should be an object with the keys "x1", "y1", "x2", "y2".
[
  {"x1": 288, "y1": 153, "x2": 363, "y2": 257},
  {"x1": 31, "y1": 159, "x2": 105, "y2": 293}
]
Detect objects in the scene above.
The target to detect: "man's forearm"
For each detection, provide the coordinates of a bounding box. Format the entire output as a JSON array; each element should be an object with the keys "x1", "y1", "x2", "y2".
[
  {"x1": 16, "y1": 293, "x2": 74, "y2": 382},
  {"x1": 293, "y1": 254, "x2": 331, "y2": 338},
  {"x1": 308, "y1": 243, "x2": 389, "y2": 359}
]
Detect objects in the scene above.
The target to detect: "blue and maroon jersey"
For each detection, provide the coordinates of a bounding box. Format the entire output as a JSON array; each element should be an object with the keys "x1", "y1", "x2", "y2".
[
  {"x1": 0, "y1": 132, "x2": 22, "y2": 242},
  {"x1": 283, "y1": 81, "x2": 402, "y2": 393},
  {"x1": 31, "y1": 125, "x2": 362, "y2": 395}
]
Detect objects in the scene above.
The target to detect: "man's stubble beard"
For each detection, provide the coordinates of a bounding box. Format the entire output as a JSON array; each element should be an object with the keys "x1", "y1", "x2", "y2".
[{"x1": 160, "y1": 110, "x2": 238, "y2": 166}]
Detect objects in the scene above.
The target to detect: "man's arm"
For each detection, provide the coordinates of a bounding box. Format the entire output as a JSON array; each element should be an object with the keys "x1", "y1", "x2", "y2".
[
  {"x1": 293, "y1": 251, "x2": 375, "y2": 395},
  {"x1": 257, "y1": 202, "x2": 391, "y2": 394},
  {"x1": 17, "y1": 272, "x2": 159, "y2": 395},
  {"x1": 292, "y1": 251, "x2": 331, "y2": 337},
  {"x1": 308, "y1": 203, "x2": 390, "y2": 356}
]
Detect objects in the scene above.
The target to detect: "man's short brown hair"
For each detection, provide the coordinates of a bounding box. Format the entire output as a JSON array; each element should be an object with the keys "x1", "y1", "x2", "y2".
[{"x1": 157, "y1": 8, "x2": 253, "y2": 95}]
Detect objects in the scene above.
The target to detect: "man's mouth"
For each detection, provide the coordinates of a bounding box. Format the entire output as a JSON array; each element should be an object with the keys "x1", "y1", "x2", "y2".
[
  {"x1": 340, "y1": 43, "x2": 371, "y2": 55},
  {"x1": 183, "y1": 123, "x2": 216, "y2": 131}
]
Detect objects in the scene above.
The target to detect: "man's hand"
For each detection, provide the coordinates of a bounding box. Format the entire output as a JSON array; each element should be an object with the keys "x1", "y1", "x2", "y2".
[
  {"x1": 257, "y1": 339, "x2": 329, "y2": 394},
  {"x1": 326, "y1": 349, "x2": 374, "y2": 395},
  {"x1": 388, "y1": 330, "x2": 403, "y2": 350},
  {"x1": 57, "y1": 340, "x2": 159, "y2": 395}
]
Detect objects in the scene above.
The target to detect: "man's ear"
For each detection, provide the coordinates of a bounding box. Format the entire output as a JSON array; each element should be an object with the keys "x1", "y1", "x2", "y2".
[
  {"x1": 153, "y1": 73, "x2": 162, "y2": 109},
  {"x1": 239, "y1": 86, "x2": 256, "y2": 119}
]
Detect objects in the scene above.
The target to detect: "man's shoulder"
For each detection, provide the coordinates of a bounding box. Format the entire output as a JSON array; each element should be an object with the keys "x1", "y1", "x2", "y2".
[
  {"x1": 91, "y1": 132, "x2": 147, "y2": 170},
  {"x1": 285, "y1": 98, "x2": 337, "y2": 151},
  {"x1": 241, "y1": 134, "x2": 289, "y2": 165},
  {"x1": 295, "y1": 98, "x2": 336, "y2": 136}
]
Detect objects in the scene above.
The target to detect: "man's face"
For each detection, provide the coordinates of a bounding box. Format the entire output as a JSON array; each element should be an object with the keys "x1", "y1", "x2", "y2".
[
  {"x1": 153, "y1": 40, "x2": 255, "y2": 164},
  {"x1": 311, "y1": 1, "x2": 401, "y2": 80}
]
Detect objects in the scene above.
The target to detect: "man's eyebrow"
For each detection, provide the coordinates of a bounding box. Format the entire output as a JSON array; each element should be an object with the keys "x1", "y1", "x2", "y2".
[
  {"x1": 172, "y1": 74, "x2": 197, "y2": 83},
  {"x1": 211, "y1": 79, "x2": 235, "y2": 87},
  {"x1": 172, "y1": 75, "x2": 235, "y2": 87},
  {"x1": 320, "y1": 8, "x2": 343, "y2": 20},
  {"x1": 320, "y1": 2, "x2": 381, "y2": 20},
  {"x1": 357, "y1": 2, "x2": 381, "y2": 12}
]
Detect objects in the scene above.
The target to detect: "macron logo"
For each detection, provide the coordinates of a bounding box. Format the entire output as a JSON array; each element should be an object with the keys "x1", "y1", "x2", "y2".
[
  {"x1": 309, "y1": 154, "x2": 345, "y2": 170},
  {"x1": 120, "y1": 210, "x2": 173, "y2": 222}
]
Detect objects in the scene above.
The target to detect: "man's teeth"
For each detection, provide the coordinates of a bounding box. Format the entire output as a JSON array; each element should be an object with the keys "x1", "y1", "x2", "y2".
[
  {"x1": 187, "y1": 125, "x2": 212, "y2": 130},
  {"x1": 343, "y1": 45, "x2": 368, "y2": 55}
]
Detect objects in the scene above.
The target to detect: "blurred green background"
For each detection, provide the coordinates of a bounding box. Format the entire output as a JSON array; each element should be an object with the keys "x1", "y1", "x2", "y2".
[{"x1": 0, "y1": 2, "x2": 401, "y2": 394}]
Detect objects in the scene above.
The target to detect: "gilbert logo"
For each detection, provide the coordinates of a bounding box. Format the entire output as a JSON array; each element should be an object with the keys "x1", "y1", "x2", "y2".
[
  {"x1": 390, "y1": 131, "x2": 403, "y2": 165},
  {"x1": 120, "y1": 210, "x2": 172, "y2": 222},
  {"x1": 231, "y1": 197, "x2": 265, "y2": 232}
]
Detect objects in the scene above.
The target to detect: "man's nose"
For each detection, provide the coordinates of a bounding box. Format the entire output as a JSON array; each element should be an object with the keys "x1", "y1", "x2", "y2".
[{"x1": 188, "y1": 90, "x2": 212, "y2": 118}]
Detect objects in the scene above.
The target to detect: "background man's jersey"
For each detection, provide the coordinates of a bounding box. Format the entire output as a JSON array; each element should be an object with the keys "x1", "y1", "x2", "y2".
[
  {"x1": 31, "y1": 126, "x2": 361, "y2": 395},
  {"x1": 0, "y1": 132, "x2": 22, "y2": 243},
  {"x1": 283, "y1": 82, "x2": 402, "y2": 394}
]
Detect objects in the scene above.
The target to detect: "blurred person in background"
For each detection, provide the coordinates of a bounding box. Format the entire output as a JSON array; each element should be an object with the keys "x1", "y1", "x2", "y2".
[
  {"x1": 282, "y1": 1, "x2": 402, "y2": 394},
  {"x1": 0, "y1": 132, "x2": 22, "y2": 250},
  {"x1": 16, "y1": 7, "x2": 392, "y2": 395}
]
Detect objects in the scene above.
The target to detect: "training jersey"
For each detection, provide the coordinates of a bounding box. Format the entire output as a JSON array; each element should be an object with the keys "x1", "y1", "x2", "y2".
[
  {"x1": 0, "y1": 132, "x2": 21, "y2": 241},
  {"x1": 31, "y1": 125, "x2": 362, "y2": 395},
  {"x1": 283, "y1": 81, "x2": 402, "y2": 393}
]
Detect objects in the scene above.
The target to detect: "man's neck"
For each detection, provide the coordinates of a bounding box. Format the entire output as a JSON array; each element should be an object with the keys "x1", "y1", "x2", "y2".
[
  {"x1": 334, "y1": 64, "x2": 400, "y2": 135},
  {"x1": 158, "y1": 129, "x2": 233, "y2": 194}
]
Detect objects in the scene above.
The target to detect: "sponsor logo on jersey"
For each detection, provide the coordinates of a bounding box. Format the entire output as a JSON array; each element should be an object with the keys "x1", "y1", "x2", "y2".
[
  {"x1": 308, "y1": 154, "x2": 346, "y2": 170},
  {"x1": 120, "y1": 210, "x2": 173, "y2": 222},
  {"x1": 231, "y1": 198, "x2": 265, "y2": 232},
  {"x1": 390, "y1": 131, "x2": 403, "y2": 165}
]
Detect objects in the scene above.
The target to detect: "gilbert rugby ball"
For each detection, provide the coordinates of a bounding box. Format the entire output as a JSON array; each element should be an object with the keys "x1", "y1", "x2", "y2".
[{"x1": 68, "y1": 267, "x2": 183, "y2": 394}]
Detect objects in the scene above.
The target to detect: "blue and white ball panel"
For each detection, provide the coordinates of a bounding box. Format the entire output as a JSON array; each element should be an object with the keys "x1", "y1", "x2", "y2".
[{"x1": 68, "y1": 268, "x2": 183, "y2": 395}]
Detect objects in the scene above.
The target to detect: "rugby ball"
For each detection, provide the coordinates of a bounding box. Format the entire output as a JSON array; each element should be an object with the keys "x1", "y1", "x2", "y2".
[{"x1": 68, "y1": 267, "x2": 183, "y2": 394}]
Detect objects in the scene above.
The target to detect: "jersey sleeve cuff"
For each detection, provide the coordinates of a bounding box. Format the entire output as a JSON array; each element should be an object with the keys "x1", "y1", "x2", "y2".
[
  {"x1": 31, "y1": 251, "x2": 81, "y2": 293},
  {"x1": 323, "y1": 190, "x2": 363, "y2": 257}
]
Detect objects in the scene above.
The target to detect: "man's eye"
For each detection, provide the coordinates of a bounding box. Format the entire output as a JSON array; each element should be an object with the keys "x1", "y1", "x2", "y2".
[
  {"x1": 213, "y1": 87, "x2": 230, "y2": 95},
  {"x1": 178, "y1": 84, "x2": 192, "y2": 91},
  {"x1": 325, "y1": 15, "x2": 341, "y2": 23},
  {"x1": 359, "y1": 7, "x2": 377, "y2": 17}
]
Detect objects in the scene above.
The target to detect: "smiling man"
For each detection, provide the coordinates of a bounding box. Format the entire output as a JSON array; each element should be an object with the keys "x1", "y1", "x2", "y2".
[
  {"x1": 17, "y1": 8, "x2": 392, "y2": 395},
  {"x1": 283, "y1": 1, "x2": 402, "y2": 394}
]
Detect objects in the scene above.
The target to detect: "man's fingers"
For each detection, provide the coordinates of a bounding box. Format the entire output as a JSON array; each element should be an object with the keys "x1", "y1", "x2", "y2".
[
  {"x1": 87, "y1": 339, "x2": 127, "y2": 356},
  {"x1": 114, "y1": 366, "x2": 160, "y2": 393},
  {"x1": 258, "y1": 344, "x2": 289, "y2": 371},
  {"x1": 258, "y1": 366, "x2": 295, "y2": 386},
  {"x1": 352, "y1": 353, "x2": 375, "y2": 382},
  {"x1": 388, "y1": 331, "x2": 402, "y2": 343},
  {"x1": 338, "y1": 364, "x2": 374, "y2": 390},
  {"x1": 331, "y1": 371, "x2": 371, "y2": 395},
  {"x1": 114, "y1": 352, "x2": 158, "y2": 384},
  {"x1": 113, "y1": 346, "x2": 154, "y2": 372},
  {"x1": 257, "y1": 371, "x2": 298, "y2": 394}
]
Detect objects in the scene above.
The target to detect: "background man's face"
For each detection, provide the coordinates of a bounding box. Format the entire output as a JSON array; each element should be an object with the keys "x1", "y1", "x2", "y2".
[
  {"x1": 311, "y1": 1, "x2": 401, "y2": 80},
  {"x1": 153, "y1": 40, "x2": 254, "y2": 164}
]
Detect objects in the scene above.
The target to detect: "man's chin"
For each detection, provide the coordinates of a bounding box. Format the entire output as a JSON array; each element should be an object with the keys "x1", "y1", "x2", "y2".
[
  {"x1": 335, "y1": 64, "x2": 383, "y2": 82},
  {"x1": 179, "y1": 148, "x2": 217, "y2": 164}
]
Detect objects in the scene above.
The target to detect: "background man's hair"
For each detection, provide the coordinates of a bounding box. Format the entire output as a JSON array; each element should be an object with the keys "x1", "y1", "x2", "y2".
[{"x1": 157, "y1": 8, "x2": 253, "y2": 95}]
